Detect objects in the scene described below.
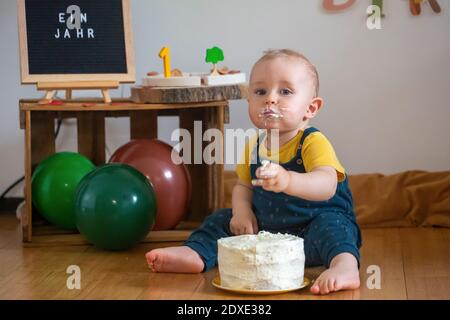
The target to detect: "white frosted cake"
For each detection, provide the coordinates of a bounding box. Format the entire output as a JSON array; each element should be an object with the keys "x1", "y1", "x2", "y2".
[{"x1": 217, "y1": 231, "x2": 305, "y2": 290}]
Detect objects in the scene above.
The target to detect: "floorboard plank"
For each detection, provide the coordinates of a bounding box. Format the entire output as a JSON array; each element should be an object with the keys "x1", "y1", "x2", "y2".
[
  {"x1": 400, "y1": 228, "x2": 450, "y2": 299},
  {"x1": 356, "y1": 228, "x2": 408, "y2": 300}
]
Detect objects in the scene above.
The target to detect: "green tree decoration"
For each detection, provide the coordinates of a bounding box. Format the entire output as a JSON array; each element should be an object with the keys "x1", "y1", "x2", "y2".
[{"x1": 205, "y1": 46, "x2": 224, "y2": 75}]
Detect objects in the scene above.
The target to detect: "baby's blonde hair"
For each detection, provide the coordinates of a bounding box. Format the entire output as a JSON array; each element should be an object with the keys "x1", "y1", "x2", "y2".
[{"x1": 251, "y1": 49, "x2": 320, "y2": 97}]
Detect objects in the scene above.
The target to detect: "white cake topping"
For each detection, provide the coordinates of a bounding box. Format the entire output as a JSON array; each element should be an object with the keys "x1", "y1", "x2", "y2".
[{"x1": 218, "y1": 231, "x2": 305, "y2": 290}]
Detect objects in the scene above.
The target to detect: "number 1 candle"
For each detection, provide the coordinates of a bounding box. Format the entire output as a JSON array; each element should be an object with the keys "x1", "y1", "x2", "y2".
[{"x1": 159, "y1": 47, "x2": 171, "y2": 78}]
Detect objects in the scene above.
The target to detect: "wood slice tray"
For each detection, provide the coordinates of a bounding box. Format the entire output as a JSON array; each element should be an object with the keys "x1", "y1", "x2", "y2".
[{"x1": 131, "y1": 84, "x2": 248, "y2": 104}]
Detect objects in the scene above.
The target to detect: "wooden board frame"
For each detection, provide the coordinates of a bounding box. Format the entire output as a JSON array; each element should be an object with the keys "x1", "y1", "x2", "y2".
[{"x1": 17, "y1": 0, "x2": 135, "y2": 84}]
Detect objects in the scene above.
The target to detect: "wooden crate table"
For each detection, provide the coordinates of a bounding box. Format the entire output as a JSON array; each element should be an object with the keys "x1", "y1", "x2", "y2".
[{"x1": 19, "y1": 84, "x2": 247, "y2": 246}]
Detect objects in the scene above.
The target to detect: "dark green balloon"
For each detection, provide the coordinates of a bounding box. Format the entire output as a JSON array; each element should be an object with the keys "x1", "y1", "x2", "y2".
[
  {"x1": 32, "y1": 152, "x2": 96, "y2": 230},
  {"x1": 75, "y1": 164, "x2": 157, "y2": 251}
]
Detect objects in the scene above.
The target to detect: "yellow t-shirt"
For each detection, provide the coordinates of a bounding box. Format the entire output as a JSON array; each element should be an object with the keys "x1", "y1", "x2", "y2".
[{"x1": 235, "y1": 129, "x2": 346, "y2": 185}]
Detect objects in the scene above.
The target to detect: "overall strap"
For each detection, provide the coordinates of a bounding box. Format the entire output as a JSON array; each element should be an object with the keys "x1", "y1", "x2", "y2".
[{"x1": 296, "y1": 127, "x2": 320, "y2": 158}]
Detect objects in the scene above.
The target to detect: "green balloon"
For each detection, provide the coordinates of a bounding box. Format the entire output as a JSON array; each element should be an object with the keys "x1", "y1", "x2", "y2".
[
  {"x1": 75, "y1": 164, "x2": 157, "y2": 251},
  {"x1": 32, "y1": 152, "x2": 96, "y2": 230}
]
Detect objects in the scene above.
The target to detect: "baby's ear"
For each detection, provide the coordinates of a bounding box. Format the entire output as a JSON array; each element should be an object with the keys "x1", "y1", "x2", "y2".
[{"x1": 306, "y1": 97, "x2": 324, "y2": 119}]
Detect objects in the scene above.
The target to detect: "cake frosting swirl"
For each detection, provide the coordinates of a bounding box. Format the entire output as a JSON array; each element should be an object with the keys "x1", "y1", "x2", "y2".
[{"x1": 217, "y1": 231, "x2": 305, "y2": 290}]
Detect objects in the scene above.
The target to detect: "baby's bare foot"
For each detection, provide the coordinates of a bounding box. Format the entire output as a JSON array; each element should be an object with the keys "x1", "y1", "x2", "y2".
[
  {"x1": 310, "y1": 253, "x2": 360, "y2": 295},
  {"x1": 145, "y1": 246, "x2": 204, "y2": 273}
]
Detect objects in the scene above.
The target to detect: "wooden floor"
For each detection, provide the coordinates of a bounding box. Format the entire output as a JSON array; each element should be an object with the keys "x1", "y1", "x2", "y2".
[{"x1": 0, "y1": 213, "x2": 449, "y2": 300}]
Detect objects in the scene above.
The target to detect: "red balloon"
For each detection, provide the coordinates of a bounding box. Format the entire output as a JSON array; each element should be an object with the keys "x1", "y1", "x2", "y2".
[{"x1": 109, "y1": 139, "x2": 191, "y2": 230}]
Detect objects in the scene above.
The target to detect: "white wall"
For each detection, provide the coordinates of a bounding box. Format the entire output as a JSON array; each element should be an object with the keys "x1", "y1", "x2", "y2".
[{"x1": 1, "y1": 0, "x2": 449, "y2": 197}]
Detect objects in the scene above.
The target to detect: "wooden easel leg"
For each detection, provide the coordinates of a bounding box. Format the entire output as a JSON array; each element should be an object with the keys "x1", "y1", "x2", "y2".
[
  {"x1": 101, "y1": 89, "x2": 112, "y2": 104},
  {"x1": 45, "y1": 90, "x2": 56, "y2": 100}
]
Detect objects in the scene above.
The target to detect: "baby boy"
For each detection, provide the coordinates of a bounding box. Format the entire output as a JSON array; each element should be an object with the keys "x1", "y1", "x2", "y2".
[{"x1": 146, "y1": 49, "x2": 362, "y2": 295}]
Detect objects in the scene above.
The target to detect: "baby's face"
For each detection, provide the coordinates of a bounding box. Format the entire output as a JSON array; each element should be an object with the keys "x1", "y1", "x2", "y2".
[{"x1": 248, "y1": 57, "x2": 316, "y2": 132}]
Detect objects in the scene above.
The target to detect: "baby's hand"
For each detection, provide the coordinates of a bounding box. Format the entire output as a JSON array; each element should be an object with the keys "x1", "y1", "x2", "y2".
[
  {"x1": 252, "y1": 160, "x2": 290, "y2": 193},
  {"x1": 230, "y1": 209, "x2": 258, "y2": 235}
]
